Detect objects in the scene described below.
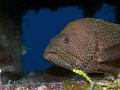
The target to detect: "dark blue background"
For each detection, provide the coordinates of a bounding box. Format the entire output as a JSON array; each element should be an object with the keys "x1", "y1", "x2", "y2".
[{"x1": 22, "y1": 3, "x2": 116, "y2": 75}]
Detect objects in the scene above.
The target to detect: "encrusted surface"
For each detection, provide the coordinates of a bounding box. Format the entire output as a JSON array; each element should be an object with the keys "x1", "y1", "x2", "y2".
[{"x1": 0, "y1": 15, "x2": 22, "y2": 84}]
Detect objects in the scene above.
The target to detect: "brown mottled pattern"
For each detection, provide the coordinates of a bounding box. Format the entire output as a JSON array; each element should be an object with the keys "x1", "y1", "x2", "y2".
[{"x1": 43, "y1": 18, "x2": 120, "y2": 75}]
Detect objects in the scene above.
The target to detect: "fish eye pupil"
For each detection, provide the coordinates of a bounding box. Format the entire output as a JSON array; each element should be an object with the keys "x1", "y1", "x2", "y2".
[
  {"x1": 64, "y1": 38, "x2": 68, "y2": 41},
  {"x1": 63, "y1": 37, "x2": 69, "y2": 44}
]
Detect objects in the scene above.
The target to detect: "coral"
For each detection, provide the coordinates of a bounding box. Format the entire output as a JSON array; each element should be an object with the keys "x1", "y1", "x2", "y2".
[
  {"x1": 0, "y1": 70, "x2": 3, "y2": 90},
  {"x1": 1, "y1": 69, "x2": 120, "y2": 89},
  {"x1": 2, "y1": 80, "x2": 64, "y2": 90},
  {"x1": 1, "y1": 79, "x2": 90, "y2": 90}
]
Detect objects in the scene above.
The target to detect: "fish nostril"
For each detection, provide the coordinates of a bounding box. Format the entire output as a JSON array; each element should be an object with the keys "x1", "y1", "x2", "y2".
[{"x1": 50, "y1": 36, "x2": 58, "y2": 42}]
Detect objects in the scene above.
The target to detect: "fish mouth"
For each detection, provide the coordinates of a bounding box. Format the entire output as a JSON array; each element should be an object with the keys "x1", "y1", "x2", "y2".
[
  {"x1": 43, "y1": 49, "x2": 61, "y2": 59},
  {"x1": 43, "y1": 49, "x2": 72, "y2": 70}
]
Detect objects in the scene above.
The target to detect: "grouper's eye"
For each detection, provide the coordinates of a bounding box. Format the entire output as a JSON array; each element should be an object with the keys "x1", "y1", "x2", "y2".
[{"x1": 63, "y1": 37, "x2": 69, "y2": 44}]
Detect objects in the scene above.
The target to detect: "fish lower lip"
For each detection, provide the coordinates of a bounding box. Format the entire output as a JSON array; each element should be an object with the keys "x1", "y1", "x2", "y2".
[
  {"x1": 44, "y1": 50, "x2": 60, "y2": 56},
  {"x1": 43, "y1": 50, "x2": 60, "y2": 59},
  {"x1": 43, "y1": 49, "x2": 72, "y2": 70}
]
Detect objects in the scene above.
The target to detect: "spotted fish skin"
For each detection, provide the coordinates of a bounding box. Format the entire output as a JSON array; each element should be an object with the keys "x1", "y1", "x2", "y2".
[{"x1": 43, "y1": 18, "x2": 120, "y2": 75}]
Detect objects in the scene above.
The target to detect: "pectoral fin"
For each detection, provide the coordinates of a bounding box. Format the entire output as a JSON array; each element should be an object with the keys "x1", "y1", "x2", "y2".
[
  {"x1": 97, "y1": 43, "x2": 120, "y2": 63},
  {"x1": 43, "y1": 65, "x2": 84, "y2": 83}
]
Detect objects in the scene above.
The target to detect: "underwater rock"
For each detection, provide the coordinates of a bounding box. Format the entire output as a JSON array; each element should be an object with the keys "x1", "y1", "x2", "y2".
[
  {"x1": 0, "y1": 15, "x2": 22, "y2": 84},
  {"x1": 63, "y1": 79, "x2": 90, "y2": 90},
  {"x1": 21, "y1": 71, "x2": 44, "y2": 83}
]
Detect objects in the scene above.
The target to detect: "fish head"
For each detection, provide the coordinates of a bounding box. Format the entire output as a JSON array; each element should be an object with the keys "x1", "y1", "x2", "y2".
[{"x1": 43, "y1": 19, "x2": 96, "y2": 72}]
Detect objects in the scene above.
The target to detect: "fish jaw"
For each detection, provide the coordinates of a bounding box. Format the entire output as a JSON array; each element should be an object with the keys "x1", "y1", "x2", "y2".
[
  {"x1": 43, "y1": 49, "x2": 72, "y2": 70},
  {"x1": 43, "y1": 47, "x2": 87, "y2": 71}
]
